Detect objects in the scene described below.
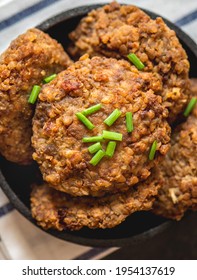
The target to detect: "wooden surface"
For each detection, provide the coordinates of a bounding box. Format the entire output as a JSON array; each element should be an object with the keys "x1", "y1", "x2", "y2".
[{"x1": 103, "y1": 212, "x2": 197, "y2": 260}]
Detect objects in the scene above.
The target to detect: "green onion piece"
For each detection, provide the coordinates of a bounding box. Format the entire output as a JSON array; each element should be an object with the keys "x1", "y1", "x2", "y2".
[
  {"x1": 82, "y1": 135, "x2": 103, "y2": 143},
  {"x1": 127, "y1": 53, "x2": 145, "y2": 70},
  {"x1": 104, "y1": 109, "x2": 121, "y2": 126},
  {"x1": 88, "y1": 142, "x2": 102, "y2": 154},
  {"x1": 28, "y1": 85, "x2": 41, "y2": 104},
  {"x1": 89, "y1": 150, "x2": 105, "y2": 166},
  {"x1": 75, "y1": 112, "x2": 95, "y2": 130},
  {"x1": 149, "y1": 140, "x2": 157, "y2": 160},
  {"x1": 82, "y1": 104, "x2": 102, "y2": 116},
  {"x1": 103, "y1": 130, "x2": 122, "y2": 141},
  {"x1": 126, "y1": 112, "x2": 133, "y2": 133},
  {"x1": 106, "y1": 141, "x2": 117, "y2": 157},
  {"x1": 43, "y1": 74, "x2": 57, "y2": 83},
  {"x1": 183, "y1": 97, "x2": 197, "y2": 117}
]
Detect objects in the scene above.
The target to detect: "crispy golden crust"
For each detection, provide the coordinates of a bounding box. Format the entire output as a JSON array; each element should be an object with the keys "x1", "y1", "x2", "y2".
[
  {"x1": 190, "y1": 78, "x2": 197, "y2": 98},
  {"x1": 32, "y1": 55, "x2": 170, "y2": 197},
  {"x1": 31, "y1": 173, "x2": 160, "y2": 230},
  {"x1": 0, "y1": 28, "x2": 72, "y2": 164},
  {"x1": 153, "y1": 81, "x2": 197, "y2": 220},
  {"x1": 68, "y1": 2, "x2": 190, "y2": 121}
]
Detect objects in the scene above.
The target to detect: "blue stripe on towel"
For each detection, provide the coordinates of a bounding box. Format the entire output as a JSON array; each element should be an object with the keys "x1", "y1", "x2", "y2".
[
  {"x1": 175, "y1": 9, "x2": 197, "y2": 26},
  {"x1": 0, "y1": 1, "x2": 197, "y2": 32},
  {"x1": 73, "y1": 247, "x2": 111, "y2": 260},
  {"x1": 0, "y1": 0, "x2": 60, "y2": 31},
  {"x1": 0, "y1": 203, "x2": 14, "y2": 218}
]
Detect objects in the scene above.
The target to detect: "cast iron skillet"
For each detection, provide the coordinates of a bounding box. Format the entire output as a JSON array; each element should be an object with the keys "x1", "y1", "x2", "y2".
[{"x1": 0, "y1": 4, "x2": 197, "y2": 247}]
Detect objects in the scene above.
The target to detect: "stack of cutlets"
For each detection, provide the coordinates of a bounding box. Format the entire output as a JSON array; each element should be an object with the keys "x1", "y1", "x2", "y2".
[{"x1": 0, "y1": 2, "x2": 196, "y2": 231}]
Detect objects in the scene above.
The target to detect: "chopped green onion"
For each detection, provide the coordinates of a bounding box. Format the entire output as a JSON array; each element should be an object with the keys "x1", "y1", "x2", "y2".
[
  {"x1": 149, "y1": 140, "x2": 157, "y2": 160},
  {"x1": 106, "y1": 141, "x2": 117, "y2": 157},
  {"x1": 88, "y1": 142, "x2": 102, "y2": 154},
  {"x1": 82, "y1": 135, "x2": 103, "y2": 143},
  {"x1": 103, "y1": 130, "x2": 122, "y2": 141},
  {"x1": 104, "y1": 109, "x2": 121, "y2": 126},
  {"x1": 183, "y1": 97, "x2": 197, "y2": 117},
  {"x1": 126, "y1": 112, "x2": 133, "y2": 133},
  {"x1": 89, "y1": 150, "x2": 105, "y2": 166},
  {"x1": 82, "y1": 104, "x2": 102, "y2": 116},
  {"x1": 75, "y1": 112, "x2": 95, "y2": 130},
  {"x1": 28, "y1": 85, "x2": 41, "y2": 104},
  {"x1": 127, "y1": 53, "x2": 145, "y2": 70},
  {"x1": 43, "y1": 74, "x2": 57, "y2": 83}
]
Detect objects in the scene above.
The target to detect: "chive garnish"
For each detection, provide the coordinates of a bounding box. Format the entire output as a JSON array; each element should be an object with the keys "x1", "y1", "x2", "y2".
[
  {"x1": 88, "y1": 142, "x2": 102, "y2": 154},
  {"x1": 43, "y1": 74, "x2": 57, "y2": 83},
  {"x1": 127, "y1": 53, "x2": 145, "y2": 70},
  {"x1": 103, "y1": 130, "x2": 123, "y2": 141},
  {"x1": 89, "y1": 150, "x2": 105, "y2": 166},
  {"x1": 106, "y1": 141, "x2": 117, "y2": 157},
  {"x1": 104, "y1": 109, "x2": 121, "y2": 126},
  {"x1": 126, "y1": 112, "x2": 133, "y2": 133},
  {"x1": 28, "y1": 85, "x2": 41, "y2": 104},
  {"x1": 75, "y1": 112, "x2": 95, "y2": 130},
  {"x1": 82, "y1": 104, "x2": 102, "y2": 116},
  {"x1": 183, "y1": 97, "x2": 197, "y2": 117},
  {"x1": 82, "y1": 135, "x2": 103, "y2": 143},
  {"x1": 149, "y1": 140, "x2": 157, "y2": 160}
]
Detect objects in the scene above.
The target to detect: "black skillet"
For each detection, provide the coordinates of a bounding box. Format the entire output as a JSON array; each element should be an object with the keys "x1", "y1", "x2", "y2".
[{"x1": 0, "y1": 4, "x2": 196, "y2": 247}]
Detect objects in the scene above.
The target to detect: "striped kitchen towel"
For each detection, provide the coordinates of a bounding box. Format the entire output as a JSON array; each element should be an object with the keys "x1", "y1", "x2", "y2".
[{"x1": 0, "y1": 0, "x2": 196, "y2": 260}]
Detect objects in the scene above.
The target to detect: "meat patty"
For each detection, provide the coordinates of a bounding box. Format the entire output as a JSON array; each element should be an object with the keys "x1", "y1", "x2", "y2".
[
  {"x1": 32, "y1": 54, "x2": 171, "y2": 197},
  {"x1": 0, "y1": 28, "x2": 72, "y2": 164},
  {"x1": 153, "y1": 80, "x2": 197, "y2": 220},
  {"x1": 68, "y1": 2, "x2": 190, "y2": 122},
  {"x1": 189, "y1": 78, "x2": 197, "y2": 97},
  {"x1": 31, "y1": 172, "x2": 160, "y2": 230}
]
